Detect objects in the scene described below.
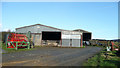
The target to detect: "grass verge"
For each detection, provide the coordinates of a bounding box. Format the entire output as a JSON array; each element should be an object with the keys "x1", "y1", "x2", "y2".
[
  {"x1": 1, "y1": 43, "x2": 37, "y2": 54},
  {"x1": 83, "y1": 48, "x2": 120, "y2": 67}
]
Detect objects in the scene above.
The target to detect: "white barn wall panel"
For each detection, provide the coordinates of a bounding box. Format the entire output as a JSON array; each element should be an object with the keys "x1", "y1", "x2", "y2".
[
  {"x1": 72, "y1": 39, "x2": 80, "y2": 47},
  {"x1": 62, "y1": 39, "x2": 70, "y2": 47},
  {"x1": 61, "y1": 31, "x2": 81, "y2": 47}
]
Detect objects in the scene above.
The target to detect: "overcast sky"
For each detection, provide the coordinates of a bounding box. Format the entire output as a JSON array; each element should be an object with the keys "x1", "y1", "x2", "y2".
[{"x1": 2, "y1": 2, "x2": 118, "y2": 40}]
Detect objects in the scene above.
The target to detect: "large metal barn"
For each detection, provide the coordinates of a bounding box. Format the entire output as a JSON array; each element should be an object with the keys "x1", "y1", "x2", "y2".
[{"x1": 16, "y1": 24, "x2": 92, "y2": 47}]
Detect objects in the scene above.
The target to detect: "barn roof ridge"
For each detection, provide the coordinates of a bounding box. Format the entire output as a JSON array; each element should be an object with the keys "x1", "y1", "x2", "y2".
[
  {"x1": 16, "y1": 24, "x2": 65, "y2": 31},
  {"x1": 73, "y1": 29, "x2": 92, "y2": 33}
]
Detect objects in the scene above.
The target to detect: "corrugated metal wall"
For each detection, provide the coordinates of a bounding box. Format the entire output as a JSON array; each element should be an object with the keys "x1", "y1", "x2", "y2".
[
  {"x1": 30, "y1": 34, "x2": 41, "y2": 46},
  {"x1": 62, "y1": 39, "x2": 80, "y2": 47},
  {"x1": 62, "y1": 39, "x2": 70, "y2": 47},
  {"x1": 61, "y1": 31, "x2": 81, "y2": 47},
  {"x1": 34, "y1": 34, "x2": 41, "y2": 45},
  {"x1": 72, "y1": 39, "x2": 80, "y2": 47}
]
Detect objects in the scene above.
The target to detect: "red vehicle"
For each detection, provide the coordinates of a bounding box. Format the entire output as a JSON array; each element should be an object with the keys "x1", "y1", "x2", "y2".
[{"x1": 6, "y1": 33, "x2": 30, "y2": 50}]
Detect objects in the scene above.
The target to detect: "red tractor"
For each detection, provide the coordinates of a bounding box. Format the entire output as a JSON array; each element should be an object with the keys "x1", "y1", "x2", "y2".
[{"x1": 6, "y1": 33, "x2": 30, "y2": 50}]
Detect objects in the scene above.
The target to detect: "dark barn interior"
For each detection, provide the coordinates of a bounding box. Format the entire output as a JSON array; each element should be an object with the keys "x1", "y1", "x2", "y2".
[
  {"x1": 83, "y1": 33, "x2": 91, "y2": 41},
  {"x1": 42, "y1": 32, "x2": 61, "y2": 40}
]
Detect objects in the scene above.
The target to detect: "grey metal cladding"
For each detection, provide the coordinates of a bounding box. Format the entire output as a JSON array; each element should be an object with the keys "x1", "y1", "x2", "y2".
[
  {"x1": 62, "y1": 39, "x2": 70, "y2": 47},
  {"x1": 62, "y1": 39, "x2": 80, "y2": 47},
  {"x1": 16, "y1": 25, "x2": 61, "y2": 33},
  {"x1": 72, "y1": 39, "x2": 80, "y2": 47}
]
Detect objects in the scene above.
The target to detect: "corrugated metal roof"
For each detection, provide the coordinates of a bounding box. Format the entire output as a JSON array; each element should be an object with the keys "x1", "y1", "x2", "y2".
[
  {"x1": 16, "y1": 24, "x2": 64, "y2": 31},
  {"x1": 73, "y1": 29, "x2": 92, "y2": 33},
  {"x1": 16, "y1": 24, "x2": 91, "y2": 33}
]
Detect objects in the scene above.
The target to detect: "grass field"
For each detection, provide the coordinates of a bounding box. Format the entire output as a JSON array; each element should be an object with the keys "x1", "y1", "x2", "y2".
[{"x1": 83, "y1": 48, "x2": 120, "y2": 67}]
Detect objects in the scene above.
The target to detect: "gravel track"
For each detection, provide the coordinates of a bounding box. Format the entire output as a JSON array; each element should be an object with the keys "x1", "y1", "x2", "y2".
[{"x1": 2, "y1": 46, "x2": 102, "y2": 66}]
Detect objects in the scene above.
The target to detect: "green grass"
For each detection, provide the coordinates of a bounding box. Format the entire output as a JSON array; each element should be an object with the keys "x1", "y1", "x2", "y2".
[
  {"x1": 83, "y1": 49, "x2": 120, "y2": 67},
  {"x1": 0, "y1": 41, "x2": 2, "y2": 48},
  {"x1": 1, "y1": 43, "x2": 37, "y2": 54}
]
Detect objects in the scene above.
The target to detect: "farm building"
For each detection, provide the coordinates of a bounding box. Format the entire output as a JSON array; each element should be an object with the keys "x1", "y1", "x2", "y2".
[{"x1": 16, "y1": 24, "x2": 92, "y2": 47}]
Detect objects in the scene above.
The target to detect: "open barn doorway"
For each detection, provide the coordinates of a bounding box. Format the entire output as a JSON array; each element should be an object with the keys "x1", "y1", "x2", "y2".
[
  {"x1": 83, "y1": 33, "x2": 92, "y2": 46},
  {"x1": 42, "y1": 31, "x2": 61, "y2": 46},
  {"x1": 83, "y1": 33, "x2": 91, "y2": 41}
]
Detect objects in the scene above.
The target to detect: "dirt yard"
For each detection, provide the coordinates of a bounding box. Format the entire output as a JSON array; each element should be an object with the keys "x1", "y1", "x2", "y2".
[{"x1": 2, "y1": 46, "x2": 102, "y2": 66}]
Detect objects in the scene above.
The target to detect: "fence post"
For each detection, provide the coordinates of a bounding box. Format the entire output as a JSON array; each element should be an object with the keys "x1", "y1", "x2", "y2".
[{"x1": 16, "y1": 42, "x2": 18, "y2": 50}]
